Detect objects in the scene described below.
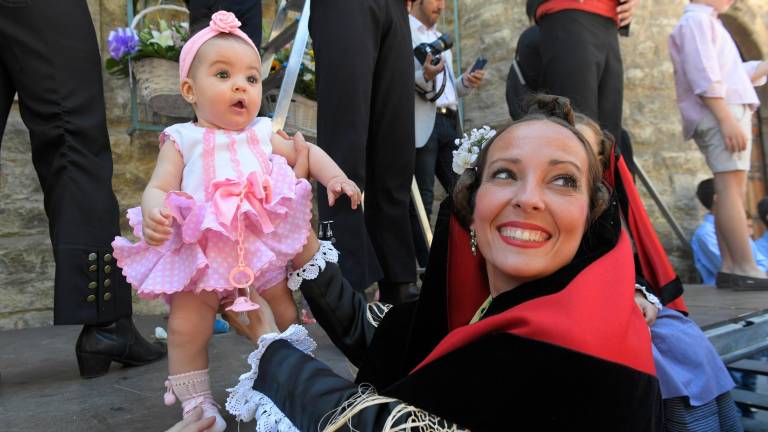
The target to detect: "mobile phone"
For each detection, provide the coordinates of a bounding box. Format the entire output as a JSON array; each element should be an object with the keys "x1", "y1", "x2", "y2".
[{"x1": 470, "y1": 56, "x2": 488, "y2": 73}]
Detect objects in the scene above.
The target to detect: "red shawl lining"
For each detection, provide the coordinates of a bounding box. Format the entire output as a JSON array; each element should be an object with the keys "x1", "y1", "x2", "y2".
[
  {"x1": 609, "y1": 153, "x2": 687, "y2": 313},
  {"x1": 412, "y1": 216, "x2": 656, "y2": 377}
]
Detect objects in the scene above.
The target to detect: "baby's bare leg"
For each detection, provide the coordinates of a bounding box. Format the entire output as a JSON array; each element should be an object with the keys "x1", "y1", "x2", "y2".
[
  {"x1": 168, "y1": 290, "x2": 218, "y2": 374},
  {"x1": 259, "y1": 279, "x2": 299, "y2": 331}
]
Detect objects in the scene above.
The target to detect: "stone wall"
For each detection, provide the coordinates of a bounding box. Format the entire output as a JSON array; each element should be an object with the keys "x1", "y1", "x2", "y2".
[
  {"x1": 3, "y1": 0, "x2": 768, "y2": 328},
  {"x1": 458, "y1": 0, "x2": 768, "y2": 282}
]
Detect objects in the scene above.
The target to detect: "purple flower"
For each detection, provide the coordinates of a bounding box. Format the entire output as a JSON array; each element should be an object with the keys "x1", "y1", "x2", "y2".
[{"x1": 107, "y1": 28, "x2": 139, "y2": 60}]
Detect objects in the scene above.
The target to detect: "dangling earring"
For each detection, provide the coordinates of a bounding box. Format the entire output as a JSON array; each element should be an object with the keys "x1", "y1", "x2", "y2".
[{"x1": 470, "y1": 228, "x2": 478, "y2": 256}]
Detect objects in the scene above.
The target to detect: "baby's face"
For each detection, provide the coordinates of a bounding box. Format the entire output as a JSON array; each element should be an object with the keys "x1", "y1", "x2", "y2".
[{"x1": 186, "y1": 36, "x2": 262, "y2": 130}]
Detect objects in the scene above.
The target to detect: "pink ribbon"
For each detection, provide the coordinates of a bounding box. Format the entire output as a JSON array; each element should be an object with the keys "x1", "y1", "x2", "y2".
[{"x1": 210, "y1": 171, "x2": 274, "y2": 233}]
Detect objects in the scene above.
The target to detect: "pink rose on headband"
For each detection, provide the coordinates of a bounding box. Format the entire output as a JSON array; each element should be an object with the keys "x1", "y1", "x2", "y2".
[{"x1": 209, "y1": 11, "x2": 241, "y2": 33}]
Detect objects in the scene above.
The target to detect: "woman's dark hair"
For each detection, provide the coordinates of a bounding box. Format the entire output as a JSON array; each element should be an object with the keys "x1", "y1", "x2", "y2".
[
  {"x1": 573, "y1": 112, "x2": 615, "y2": 171},
  {"x1": 453, "y1": 94, "x2": 609, "y2": 230}
]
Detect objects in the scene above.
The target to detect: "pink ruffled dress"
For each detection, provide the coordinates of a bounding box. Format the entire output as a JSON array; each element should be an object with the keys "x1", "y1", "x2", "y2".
[{"x1": 112, "y1": 117, "x2": 312, "y2": 305}]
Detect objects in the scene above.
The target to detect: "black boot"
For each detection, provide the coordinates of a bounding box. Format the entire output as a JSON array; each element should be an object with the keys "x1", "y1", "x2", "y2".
[
  {"x1": 76, "y1": 317, "x2": 167, "y2": 378},
  {"x1": 378, "y1": 282, "x2": 420, "y2": 306}
]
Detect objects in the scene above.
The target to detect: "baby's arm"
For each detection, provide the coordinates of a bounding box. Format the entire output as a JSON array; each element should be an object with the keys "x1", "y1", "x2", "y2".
[
  {"x1": 141, "y1": 141, "x2": 184, "y2": 246},
  {"x1": 272, "y1": 133, "x2": 361, "y2": 208}
]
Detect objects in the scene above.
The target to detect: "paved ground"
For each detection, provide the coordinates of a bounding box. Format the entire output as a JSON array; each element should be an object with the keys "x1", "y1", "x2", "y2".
[
  {"x1": 1, "y1": 284, "x2": 767, "y2": 431},
  {"x1": 0, "y1": 315, "x2": 351, "y2": 431}
]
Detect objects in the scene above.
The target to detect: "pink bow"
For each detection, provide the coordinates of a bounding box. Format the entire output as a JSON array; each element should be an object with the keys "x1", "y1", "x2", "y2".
[{"x1": 210, "y1": 171, "x2": 274, "y2": 233}]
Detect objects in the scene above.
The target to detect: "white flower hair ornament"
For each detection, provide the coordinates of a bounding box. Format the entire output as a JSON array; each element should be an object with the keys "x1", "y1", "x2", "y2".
[{"x1": 452, "y1": 125, "x2": 497, "y2": 175}]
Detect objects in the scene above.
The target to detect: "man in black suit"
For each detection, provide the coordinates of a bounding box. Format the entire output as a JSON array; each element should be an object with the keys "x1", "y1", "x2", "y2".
[
  {"x1": 0, "y1": 0, "x2": 165, "y2": 378},
  {"x1": 310, "y1": 0, "x2": 418, "y2": 304}
]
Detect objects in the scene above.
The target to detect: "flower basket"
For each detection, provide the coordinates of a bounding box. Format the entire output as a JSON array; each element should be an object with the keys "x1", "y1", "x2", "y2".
[
  {"x1": 105, "y1": 4, "x2": 192, "y2": 119},
  {"x1": 262, "y1": 89, "x2": 317, "y2": 139},
  {"x1": 132, "y1": 57, "x2": 193, "y2": 118}
]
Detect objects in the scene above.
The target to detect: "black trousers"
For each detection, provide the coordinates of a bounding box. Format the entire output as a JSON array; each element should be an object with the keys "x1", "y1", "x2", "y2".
[
  {"x1": 410, "y1": 111, "x2": 458, "y2": 267},
  {"x1": 310, "y1": 0, "x2": 416, "y2": 292},
  {"x1": 0, "y1": 0, "x2": 131, "y2": 325},
  {"x1": 538, "y1": 10, "x2": 626, "y2": 154},
  {"x1": 186, "y1": 0, "x2": 262, "y2": 47}
]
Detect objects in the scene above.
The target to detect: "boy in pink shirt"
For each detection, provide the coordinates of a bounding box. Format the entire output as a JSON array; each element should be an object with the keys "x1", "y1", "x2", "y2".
[{"x1": 669, "y1": 0, "x2": 768, "y2": 289}]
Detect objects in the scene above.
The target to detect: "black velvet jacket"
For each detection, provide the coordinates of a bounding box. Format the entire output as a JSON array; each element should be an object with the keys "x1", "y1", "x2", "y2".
[{"x1": 251, "y1": 198, "x2": 663, "y2": 431}]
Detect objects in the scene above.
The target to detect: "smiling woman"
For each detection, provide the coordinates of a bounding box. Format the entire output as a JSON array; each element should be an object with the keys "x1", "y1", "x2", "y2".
[{"x1": 223, "y1": 94, "x2": 664, "y2": 431}]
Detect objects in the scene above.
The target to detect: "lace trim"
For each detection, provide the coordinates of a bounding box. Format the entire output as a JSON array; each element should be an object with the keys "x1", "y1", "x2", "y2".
[
  {"x1": 202, "y1": 128, "x2": 216, "y2": 200},
  {"x1": 287, "y1": 240, "x2": 339, "y2": 291},
  {"x1": 226, "y1": 324, "x2": 317, "y2": 427},
  {"x1": 224, "y1": 131, "x2": 245, "y2": 180},
  {"x1": 366, "y1": 302, "x2": 392, "y2": 328},
  {"x1": 246, "y1": 128, "x2": 272, "y2": 174},
  {"x1": 635, "y1": 283, "x2": 663, "y2": 310},
  {"x1": 320, "y1": 384, "x2": 468, "y2": 432}
]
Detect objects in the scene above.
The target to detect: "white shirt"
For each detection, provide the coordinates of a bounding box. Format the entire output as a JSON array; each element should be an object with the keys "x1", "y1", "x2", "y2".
[{"x1": 409, "y1": 14, "x2": 458, "y2": 110}]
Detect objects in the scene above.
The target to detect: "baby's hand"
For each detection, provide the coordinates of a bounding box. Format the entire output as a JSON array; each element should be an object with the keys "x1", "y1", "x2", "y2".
[
  {"x1": 327, "y1": 176, "x2": 362, "y2": 209},
  {"x1": 142, "y1": 207, "x2": 173, "y2": 246}
]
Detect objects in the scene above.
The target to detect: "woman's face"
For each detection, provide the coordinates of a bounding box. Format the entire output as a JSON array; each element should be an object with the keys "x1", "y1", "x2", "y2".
[{"x1": 472, "y1": 120, "x2": 591, "y2": 294}]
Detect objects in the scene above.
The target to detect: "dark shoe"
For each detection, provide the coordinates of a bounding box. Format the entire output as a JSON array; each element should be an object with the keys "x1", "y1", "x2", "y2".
[
  {"x1": 76, "y1": 317, "x2": 167, "y2": 378},
  {"x1": 716, "y1": 272, "x2": 734, "y2": 289},
  {"x1": 378, "y1": 282, "x2": 420, "y2": 305},
  {"x1": 730, "y1": 274, "x2": 768, "y2": 291}
]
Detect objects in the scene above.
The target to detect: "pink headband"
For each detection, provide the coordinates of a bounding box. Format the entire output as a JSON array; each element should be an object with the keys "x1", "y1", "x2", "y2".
[{"x1": 179, "y1": 10, "x2": 261, "y2": 81}]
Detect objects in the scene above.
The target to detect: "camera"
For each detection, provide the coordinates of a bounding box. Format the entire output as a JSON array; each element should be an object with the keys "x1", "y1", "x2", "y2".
[{"x1": 414, "y1": 33, "x2": 454, "y2": 66}]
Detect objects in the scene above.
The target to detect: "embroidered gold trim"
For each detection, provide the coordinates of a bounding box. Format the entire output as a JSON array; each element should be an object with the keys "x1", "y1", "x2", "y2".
[
  {"x1": 365, "y1": 302, "x2": 392, "y2": 328},
  {"x1": 321, "y1": 384, "x2": 469, "y2": 432}
]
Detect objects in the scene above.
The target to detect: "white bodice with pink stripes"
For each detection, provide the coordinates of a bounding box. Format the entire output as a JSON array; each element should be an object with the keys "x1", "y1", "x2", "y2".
[{"x1": 160, "y1": 117, "x2": 274, "y2": 203}]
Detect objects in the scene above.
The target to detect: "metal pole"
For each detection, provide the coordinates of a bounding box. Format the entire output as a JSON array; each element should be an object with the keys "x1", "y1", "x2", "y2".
[
  {"x1": 411, "y1": 179, "x2": 433, "y2": 247},
  {"x1": 272, "y1": 0, "x2": 310, "y2": 132},
  {"x1": 634, "y1": 160, "x2": 691, "y2": 249}
]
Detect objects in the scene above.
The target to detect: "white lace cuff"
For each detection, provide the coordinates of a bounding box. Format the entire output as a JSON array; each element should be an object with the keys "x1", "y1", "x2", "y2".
[
  {"x1": 287, "y1": 240, "x2": 338, "y2": 291},
  {"x1": 225, "y1": 324, "x2": 317, "y2": 429},
  {"x1": 635, "y1": 283, "x2": 663, "y2": 310}
]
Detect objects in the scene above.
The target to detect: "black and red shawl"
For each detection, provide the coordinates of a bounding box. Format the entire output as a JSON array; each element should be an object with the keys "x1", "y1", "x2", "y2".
[{"x1": 357, "y1": 190, "x2": 664, "y2": 431}]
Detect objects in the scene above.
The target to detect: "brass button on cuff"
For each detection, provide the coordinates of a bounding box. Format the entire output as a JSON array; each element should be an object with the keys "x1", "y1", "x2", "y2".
[
  {"x1": 104, "y1": 265, "x2": 112, "y2": 274},
  {"x1": 88, "y1": 282, "x2": 97, "y2": 289},
  {"x1": 88, "y1": 265, "x2": 97, "y2": 272},
  {"x1": 104, "y1": 254, "x2": 112, "y2": 262},
  {"x1": 88, "y1": 253, "x2": 97, "y2": 261},
  {"x1": 104, "y1": 279, "x2": 111, "y2": 288},
  {"x1": 104, "y1": 292, "x2": 112, "y2": 301},
  {"x1": 86, "y1": 294, "x2": 96, "y2": 302}
]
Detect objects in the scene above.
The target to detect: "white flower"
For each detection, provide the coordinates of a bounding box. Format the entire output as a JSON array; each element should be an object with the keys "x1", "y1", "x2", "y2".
[
  {"x1": 452, "y1": 149, "x2": 475, "y2": 174},
  {"x1": 149, "y1": 29, "x2": 175, "y2": 47},
  {"x1": 451, "y1": 125, "x2": 497, "y2": 174}
]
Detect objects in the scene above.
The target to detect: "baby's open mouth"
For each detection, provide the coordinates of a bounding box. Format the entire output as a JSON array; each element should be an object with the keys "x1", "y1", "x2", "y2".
[{"x1": 232, "y1": 100, "x2": 245, "y2": 109}]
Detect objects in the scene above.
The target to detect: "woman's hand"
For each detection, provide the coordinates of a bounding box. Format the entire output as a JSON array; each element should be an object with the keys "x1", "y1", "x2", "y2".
[
  {"x1": 327, "y1": 175, "x2": 362, "y2": 209},
  {"x1": 633, "y1": 291, "x2": 658, "y2": 326},
  {"x1": 223, "y1": 291, "x2": 280, "y2": 345},
  {"x1": 292, "y1": 230, "x2": 320, "y2": 269},
  {"x1": 164, "y1": 406, "x2": 216, "y2": 432},
  {"x1": 142, "y1": 207, "x2": 173, "y2": 246}
]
